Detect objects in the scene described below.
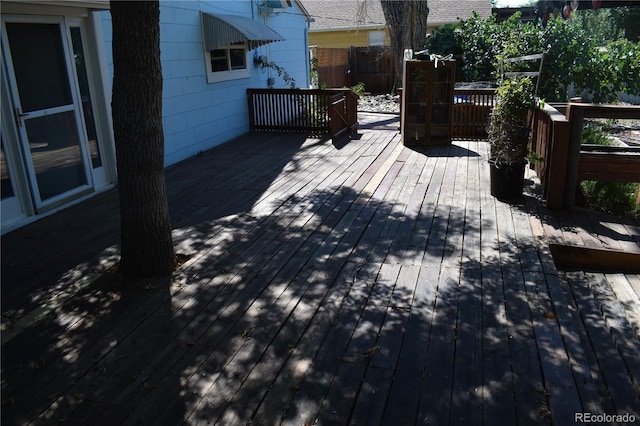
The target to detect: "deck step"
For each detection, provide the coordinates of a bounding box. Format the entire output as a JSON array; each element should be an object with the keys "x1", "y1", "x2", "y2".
[{"x1": 549, "y1": 243, "x2": 640, "y2": 272}]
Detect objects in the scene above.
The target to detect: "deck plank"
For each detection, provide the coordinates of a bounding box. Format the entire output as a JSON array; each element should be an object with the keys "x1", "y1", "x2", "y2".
[
  {"x1": 503, "y1": 267, "x2": 550, "y2": 425},
  {"x1": 605, "y1": 274, "x2": 640, "y2": 337},
  {"x1": 450, "y1": 264, "x2": 483, "y2": 426},
  {"x1": 551, "y1": 272, "x2": 613, "y2": 415},
  {"x1": 382, "y1": 265, "x2": 438, "y2": 425},
  {"x1": 416, "y1": 265, "x2": 460, "y2": 425},
  {"x1": 563, "y1": 271, "x2": 640, "y2": 420}
]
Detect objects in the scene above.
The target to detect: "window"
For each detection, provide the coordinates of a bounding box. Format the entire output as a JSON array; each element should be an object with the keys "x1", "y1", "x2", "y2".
[
  {"x1": 368, "y1": 30, "x2": 386, "y2": 46},
  {"x1": 205, "y1": 44, "x2": 250, "y2": 83}
]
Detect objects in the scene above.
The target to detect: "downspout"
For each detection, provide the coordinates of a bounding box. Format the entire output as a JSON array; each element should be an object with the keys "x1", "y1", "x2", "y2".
[
  {"x1": 304, "y1": 25, "x2": 310, "y2": 88},
  {"x1": 305, "y1": 15, "x2": 315, "y2": 88},
  {"x1": 251, "y1": 1, "x2": 272, "y2": 85},
  {"x1": 258, "y1": 1, "x2": 274, "y2": 84}
]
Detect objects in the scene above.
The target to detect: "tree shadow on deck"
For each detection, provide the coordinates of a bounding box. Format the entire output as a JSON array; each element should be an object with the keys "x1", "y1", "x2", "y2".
[
  {"x1": 0, "y1": 132, "x2": 313, "y2": 319},
  {"x1": 0, "y1": 190, "x2": 122, "y2": 321},
  {"x1": 7, "y1": 130, "x2": 624, "y2": 424},
  {"x1": 2, "y1": 171, "x2": 572, "y2": 425},
  {"x1": 0, "y1": 130, "x2": 308, "y2": 422}
]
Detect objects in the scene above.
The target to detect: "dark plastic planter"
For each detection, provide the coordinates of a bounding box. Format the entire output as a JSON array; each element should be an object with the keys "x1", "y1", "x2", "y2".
[{"x1": 489, "y1": 160, "x2": 526, "y2": 200}]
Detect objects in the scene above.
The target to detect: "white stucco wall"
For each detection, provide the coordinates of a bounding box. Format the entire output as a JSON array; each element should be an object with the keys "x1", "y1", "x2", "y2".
[{"x1": 101, "y1": 0, "x2": 310, "y2": 166}]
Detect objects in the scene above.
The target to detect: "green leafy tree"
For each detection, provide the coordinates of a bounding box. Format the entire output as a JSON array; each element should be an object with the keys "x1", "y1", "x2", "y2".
[
  {"x1": 455, "y1": 11, "x2": 518, "y2": 82},
  {"x1": 444, "y1": 8, "x2": 639, "y2": 103},
  {"x1": 537, "y1": 15, "x2": 593, "y2": 100},
  {"x1": 426, "y1": 24, "x2": 458, "y2": 56},
  {"x1": 607, "y1": 39, "x2": 640, "y2": 96}
]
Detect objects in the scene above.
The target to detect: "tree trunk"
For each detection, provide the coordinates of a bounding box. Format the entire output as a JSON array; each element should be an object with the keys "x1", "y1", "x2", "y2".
[
  {"x1": 410, "y1": 1, "x2": 430, "y2": 52},
  {"x1": 381, "y1": 0, "x2": 429, "y2": 92},
  {"x1": 381, "y1": 0, "x2": 410, "y2": 91},
  {"x1": 111, "y1": 0, "x2": 176, "y2": 277}
]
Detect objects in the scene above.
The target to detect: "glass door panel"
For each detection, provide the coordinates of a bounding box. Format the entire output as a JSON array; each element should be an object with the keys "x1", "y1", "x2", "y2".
[
  {"x1": 4, "y1": 20, "x2": 92, "y2": 208},
  {"x1": 5, "y1": 23, "x2": 73, "y2": 113},
  {"x1": 24, "y1": 111, "x2": 87, "y2": 201}
]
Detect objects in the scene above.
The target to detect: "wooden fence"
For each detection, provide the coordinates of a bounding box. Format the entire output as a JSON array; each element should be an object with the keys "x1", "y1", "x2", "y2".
[
  {"x1": 247, "y1": 88, "x2": 358, "y2": 143},
  {"x1": 312, "y1": 46, "x2": 394, "y2": 94},
  {"x1": 312, "y1": 47, "x2": 350, "y2": 89},
  {"x1": 530, "y1": 102, "x2": 640, "y2": 209},
  {"x1": 349, "y1": 46, "x2": 394, "y2": 94},
  {"x1": 564, "y1": 103, "x2": 640, "y2": 208}
]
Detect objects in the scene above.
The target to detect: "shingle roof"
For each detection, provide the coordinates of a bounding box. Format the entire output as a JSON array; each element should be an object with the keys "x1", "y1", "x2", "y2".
[
  {"x1": 429, "y1": 0, "x2": 492, "y2": 25},
  {"x1": 304, "y1": 0, "x2": 492, "y2": 31}
]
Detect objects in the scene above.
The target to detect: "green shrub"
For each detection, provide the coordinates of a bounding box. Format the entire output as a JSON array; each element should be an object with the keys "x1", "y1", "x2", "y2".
[
  {"x1": 579, "y1": 126, "x2": 639, "y2": 218},
  {"x1": 581, "y1": 126, "x2": 613, "y2": 146},
  {"x1": 349, "y1": 82, "x2": 366, "y2": 97},
  {"x1": 580, "y1": 181, "x2": 638, "y2": 217},
  {"x1": 487, "y1": 76, "x2": 537, "y2": 165}
]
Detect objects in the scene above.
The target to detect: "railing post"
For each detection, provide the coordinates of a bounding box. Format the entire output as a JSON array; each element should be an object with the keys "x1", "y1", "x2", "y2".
[
  {"x1": 564, "y1": 102, "x2": 585, "y2": 209},
  {"x1": 247, "y1": 89, "x2": 255, "y2": 131},
  {"x1": 346, "y1": 90, "x2": 358, "y2": 132},
  {"x1": 545, "y1": 106, "x2": 570, "y2": 210}
]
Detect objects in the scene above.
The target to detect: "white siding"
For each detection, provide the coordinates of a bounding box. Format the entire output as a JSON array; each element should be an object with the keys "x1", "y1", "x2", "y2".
[{"x1": 101, "y1": 0, "x2": 309, "y2": 166}]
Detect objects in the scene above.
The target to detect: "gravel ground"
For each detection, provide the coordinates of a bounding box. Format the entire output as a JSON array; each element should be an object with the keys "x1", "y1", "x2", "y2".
[
  {"x1": 609, "y1": 128, "x2": 640, "y2": 146},
  {"x1": 358, "y1": 94, "x2": 400, "y2": 114}
]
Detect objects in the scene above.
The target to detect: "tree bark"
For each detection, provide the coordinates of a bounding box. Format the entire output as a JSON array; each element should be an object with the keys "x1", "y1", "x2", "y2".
[
  {"x1": 381, "y1": 0, "x2": 410, "y2": 91},
  {"x1": 111, "y1": 0, "x2": 176, "y2": 277},
  {"x1": 380, "y1": 0, "x2": 429, "y2": 91},
  {"x1": 410, "y1": 1, "x2": 430, "y2": 52}
]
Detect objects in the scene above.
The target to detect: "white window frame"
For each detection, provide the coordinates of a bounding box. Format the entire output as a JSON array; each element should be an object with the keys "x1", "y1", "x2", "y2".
[{"x1": 204, "y1": 43, "x2": 250, "y2": 84}]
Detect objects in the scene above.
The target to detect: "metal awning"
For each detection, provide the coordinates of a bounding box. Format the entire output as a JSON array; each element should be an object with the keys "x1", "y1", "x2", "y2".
[{"x1": 201, "y1": 12, "x2": 285, "y2": 51}]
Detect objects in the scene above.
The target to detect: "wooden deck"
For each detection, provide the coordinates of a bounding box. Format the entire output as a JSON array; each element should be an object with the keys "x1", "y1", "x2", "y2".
[{"x1": 2, "y1": 113, "x2": 639, "y2": 425}]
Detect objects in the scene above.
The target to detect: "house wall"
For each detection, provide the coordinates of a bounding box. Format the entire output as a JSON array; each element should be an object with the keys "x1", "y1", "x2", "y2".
[
  {"x1": 310, "y1": 25, "x2": 448, "y2": 50},
  {"x1": 309, "y1": 28, "x2": 388, "y2": 48},
  {"x1": 101, "y1": 0, "x2": 310, "y2": 167}
]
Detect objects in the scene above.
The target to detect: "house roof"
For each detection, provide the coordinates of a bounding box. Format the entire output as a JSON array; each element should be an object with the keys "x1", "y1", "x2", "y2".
[
  {"x1": 292, "y1": 0, "x2": 312, "y2": 20},
  {"x1": 304, "y1": 0, "x2": 492, "y2": 32},
  {"x1": 5, "y1": 0, "x2": 110, "y2": 9}
]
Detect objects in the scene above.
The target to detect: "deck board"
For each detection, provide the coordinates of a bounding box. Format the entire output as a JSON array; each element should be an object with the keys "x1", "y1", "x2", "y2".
[
  {"x1": 2, "y1": 113, "x2": 640, "y2": 425},
  {"x1": 563, "y1": 271, "x2": 640, "y2": 419}
]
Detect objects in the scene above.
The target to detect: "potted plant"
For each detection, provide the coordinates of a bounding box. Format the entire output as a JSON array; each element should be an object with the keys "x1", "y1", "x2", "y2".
[{"x1": 487, "y1": 75, "x2": 537, "y2": 199}]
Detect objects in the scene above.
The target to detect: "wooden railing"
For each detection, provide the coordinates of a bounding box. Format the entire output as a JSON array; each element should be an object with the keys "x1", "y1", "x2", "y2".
[
  {"x1": 247, "y1": 88, "x2": 358, "y2": 142},
  {"x1": 530, "y1": 104, "x2": 570, "y2": 209},
  {"x1": 452, "y1": 88, "x2": 497, "y2": 139},
  {"x1": 249, "y1": 87, "x2": 494, "y2": 142},
  {"x1": 530, "y1": 102, "x2": 640, "y2": 209},
  {"x1": 564, "y1": 103, "x2": 640, "y2": 208}
]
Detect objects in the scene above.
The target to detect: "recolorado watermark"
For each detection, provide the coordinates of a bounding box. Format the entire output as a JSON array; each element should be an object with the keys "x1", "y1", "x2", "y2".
[{"x1": 575, "y1": 412, "x2": 637, "y2": 423}]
